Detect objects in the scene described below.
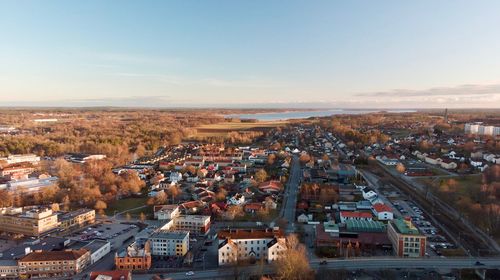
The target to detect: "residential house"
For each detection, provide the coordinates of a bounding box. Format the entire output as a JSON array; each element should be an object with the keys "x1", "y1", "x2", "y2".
[
  {"x1": 227, "y1": 194, "x2": 245, "y2": 206},
  {"x1": 372, "y1": 203, "x2": 394, "y2": 220},
  {"x1": 258, "y1": 181, "x2": 282, "y2": 194}
]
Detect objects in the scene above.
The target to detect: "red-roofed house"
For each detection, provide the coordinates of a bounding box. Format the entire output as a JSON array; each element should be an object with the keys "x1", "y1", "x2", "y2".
[
  {"x1": 372, "y1": 203, "x2": 394, "y2": 220},
  {"x1": 339, "y1": 211, "x2": 373, "y2": 223},
  {"x1": 90, "y1": 270, "x2": 132, "y2": 280},
  {"x1": 258, "y1": 181, "x2": 282, "y2": 194},
  {"x1": 244, "y1": 202, "x2": 264, "y2": 213}
]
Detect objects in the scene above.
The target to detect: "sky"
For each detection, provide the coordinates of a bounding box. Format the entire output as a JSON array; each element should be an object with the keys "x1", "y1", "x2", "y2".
[{"x1": 1, "y1": 0, "x2": 500, "y2": 108}]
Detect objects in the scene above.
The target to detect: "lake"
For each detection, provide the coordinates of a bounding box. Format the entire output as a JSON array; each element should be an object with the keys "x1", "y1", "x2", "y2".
[{"x1": 225, "y1": 109, "x2": 416, "y2": 121}]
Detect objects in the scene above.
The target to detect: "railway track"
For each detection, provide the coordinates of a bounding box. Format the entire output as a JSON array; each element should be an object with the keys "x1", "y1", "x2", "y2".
[{"x1": 366, "y1": 161, "x2": 496, "y2": 256}]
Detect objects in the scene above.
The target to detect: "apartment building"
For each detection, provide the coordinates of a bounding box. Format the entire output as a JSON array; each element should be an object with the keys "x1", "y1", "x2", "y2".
[
  {"x1": 115, "y1": 239, "x2": 151, "y2": 271},
  {"x1": 58, "y1": 208, "x2": 96, "y2": 231},
  {"x1": 154, "y1": 204, "x2": 180, "y2": 220},
  {"x1": 18, "y1": 249, "x2": 90, "y2": 278},
  {"x1": 0, "y1": 260, "x2": 18, "y2": 279},
  {"x1": 150, "y1": 230, "x2": 189, "y2": 257},
  {"x1": 387, "y1": 218, "x2": 426, "y2": 257},
  {"x1": 465, "y1": 123, "x2": 500, "y2": 136},
  {"x1": 218, "y1": 228, "x2": 287, "y2": 265},
  {"x1": 0, "y1": 207, "x2": 59, "y2": 236},
  {"x1": 160, "y1": 214, "x2": 211, "y2": 235}
]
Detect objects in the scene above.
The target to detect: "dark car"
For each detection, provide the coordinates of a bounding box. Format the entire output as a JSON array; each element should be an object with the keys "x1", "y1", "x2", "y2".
[
  {"x1": 475, "y1": 261, "x2": 485, "y2": 266},
  {"x1": 320, "y1": 260, "x2": 328, "y2": 265}
]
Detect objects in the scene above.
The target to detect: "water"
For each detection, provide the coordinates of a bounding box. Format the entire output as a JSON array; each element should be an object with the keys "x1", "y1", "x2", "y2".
[{"x1": 225, "y1": 109, "x2": 416, "y2": 121}]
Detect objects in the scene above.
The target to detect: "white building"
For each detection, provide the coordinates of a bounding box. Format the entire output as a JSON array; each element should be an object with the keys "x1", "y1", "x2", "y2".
[
  {"x1": 160, "y1": 214, "x2": 211, "y2": 235},
  {"x1": 372, "y1": 203, "x2": 394, "y2": 221},
  {"x1": 83, "y1": 240, "x2": 111, "y2": 265},
  {"x1": 0, "y1": 154, "x2": 40, "y2": 165},
  {"x1": 150, "y1": 230, "x2": 189, "y2": 256},
  {"x1": 217, "y1": 228, "x2": 286, "y2": 265},
  {"x1": 154, "y1": 205, "x2": 180, "y2": 220},
  {"x1": 465, "y1": 123, "x2": 499, "y2": 136},
  {"x1": 227, "y1": 193, "x2": 245, "y2": 206},
  {"x1": 361, "y1": 187, "x2": 377, "y2": 200}
]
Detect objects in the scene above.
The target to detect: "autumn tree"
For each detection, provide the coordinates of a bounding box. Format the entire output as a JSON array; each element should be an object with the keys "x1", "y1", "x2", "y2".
[
  {"x1": 274, "y1": 234, "x2": 312, "y2": 280},
  {"x1": 154, "y1": 191, "x2": 168, "y2": 205},
  {"x1": 255, "y1": 169, "x2": 268, "y2": 183},
  {"x1": 299, "y1": 153, "x2": 311, "y2": 165},
  {"x1": 167, "y1": 185, "x2": 182, "y2": 203},
  {"x1": 117, "y1": 171, "x2": 145, "y2": 196},
  {"x1": 396, "y1": 163, "x2": 406, "y2": 173},
  {"x1": 94, "y1": 200, "x2": 107, "y2": 215},
  {"x1": 139, "y1": 212, "x2": 146, "y2": 222},
  {"x1": 267, "y1": 154, "x2": 277, "y2": 166},
  {"x1": 61, "y1": 195, "x2": 71, "y2": 211},
  {"x1": 0, "y1": 190, "x2": 13, "y2": 208},
  {"x1": 216, "y1": 188, "x2": 228, "y2": 201}
]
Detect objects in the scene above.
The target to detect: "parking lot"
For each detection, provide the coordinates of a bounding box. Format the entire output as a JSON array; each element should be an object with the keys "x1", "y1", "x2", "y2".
[
  {"x1": 391, "y1": 199, "x2": 454, "y2": 257},
  {"x1": 68, "y1": 222, "x2": 139, "y2": 249}
]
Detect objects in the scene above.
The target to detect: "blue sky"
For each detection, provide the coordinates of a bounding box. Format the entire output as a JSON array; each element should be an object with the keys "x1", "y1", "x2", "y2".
[{"x1": 1, "y1": 0, "x2": 500, "y2": 108}]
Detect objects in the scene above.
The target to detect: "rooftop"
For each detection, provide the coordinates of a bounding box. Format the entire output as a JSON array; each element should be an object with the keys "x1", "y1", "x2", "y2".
[
  {"x1": 20, "y1": 249, "x2": 88, "y2": 262},
  {"x1": 346, "y1": 220, "x2": 386, "y2": 233},
  {"x1": 218, "y1": 228, "x2": 283, "y2": 240},
  {"x1": 391, "y1": 218, "x2": 421, "y2": 235},
  {"x1": 150, "y1": 230, "x2": 189, "y2": 240}
]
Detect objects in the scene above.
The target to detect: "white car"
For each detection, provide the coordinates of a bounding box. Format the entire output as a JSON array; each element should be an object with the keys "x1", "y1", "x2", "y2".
[{"x1": 186, "y1": 271, "x2": 195, "y2": 276}]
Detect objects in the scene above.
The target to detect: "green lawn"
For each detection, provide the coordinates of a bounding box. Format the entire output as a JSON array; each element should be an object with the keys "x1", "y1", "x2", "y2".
[{"x1": 105, "y1": 197, "x2": 149, "y2": 216}]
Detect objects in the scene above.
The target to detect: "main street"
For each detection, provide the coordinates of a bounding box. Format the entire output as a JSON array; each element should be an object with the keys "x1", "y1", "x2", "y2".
[
  {"x1": 278, "y1": 154, "x2": 301, "y2": 233},
  {"x1": 132, "y1": 257, "x2": 500, "y2": 280}
]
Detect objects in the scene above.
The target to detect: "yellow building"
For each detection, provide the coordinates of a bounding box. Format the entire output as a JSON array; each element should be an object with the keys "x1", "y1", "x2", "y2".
[
  {"x1": 149, "y1": 230, "x2": 189, "y2": 257},
  {"x1": 58, "y1": 208, "x2": 96, "y2": 230},
  {"x1": 0, "y1": 207, "x2": 59, "y2": 236},
  {"x1": 387, "y1": 218, "x2": 426, "y2": 257}
]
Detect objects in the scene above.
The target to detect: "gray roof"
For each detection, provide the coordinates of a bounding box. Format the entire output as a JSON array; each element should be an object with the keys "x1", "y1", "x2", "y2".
[{"x1": 150, "y1": 230, "x2": 188, "y2": 240}]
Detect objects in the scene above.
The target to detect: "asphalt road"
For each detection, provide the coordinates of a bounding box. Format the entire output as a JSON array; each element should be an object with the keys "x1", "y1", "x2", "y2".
[
  {"x1": 132, "y1": 257, "x2": 500, "y2": 280},
  {"x1": 279, "y1": 154, "x2": 301, "y2": 233}
]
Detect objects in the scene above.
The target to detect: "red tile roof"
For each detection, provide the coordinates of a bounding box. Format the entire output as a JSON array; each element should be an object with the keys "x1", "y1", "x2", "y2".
[
  {"x1": 90, "y1": 270, "x2": 131, "y2": 280},
  {"x1": 373, "y1": 203, "x2": 393, "y2": 213},
  {"x1": 20, "y1": 249, "x2": 88, "y2": 262},
  {"x1": 218, "y1": 228, "x2": 284, "y2": 240},
  {"x1": 244, "y1": 203, "x2": 263, "y2": 211}
]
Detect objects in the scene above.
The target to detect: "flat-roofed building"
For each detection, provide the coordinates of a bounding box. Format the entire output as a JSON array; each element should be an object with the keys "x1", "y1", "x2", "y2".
[
  {"x1": 150, "y1": 230, "x2": 189, "y2": 257},
  {"x1": 160, "y1": 214, "x2": 211, "y2": 235},
  {"x1": 18, "y1": 249, "x2": 90, "y2": 278},
  {"x1": 0, "y1": 207, "x2": 59, "y2": 236},
  {"x1": 0, "y1": 260, "x2": 18, "y2": 279},
  {"x1": 0, "y1": 154, "x2": 40, "y2": 165},
  {"x1": 388, "y1": 218, "x2": 426, "y2": 257},
  {"x1": 58, "y1": 208, "x2": 96, "y2": 231}
]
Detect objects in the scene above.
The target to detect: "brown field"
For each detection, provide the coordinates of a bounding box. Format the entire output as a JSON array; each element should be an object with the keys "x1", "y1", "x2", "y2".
[{"x1": 189, "y1": 120, "x2": 289, "y2": 138}]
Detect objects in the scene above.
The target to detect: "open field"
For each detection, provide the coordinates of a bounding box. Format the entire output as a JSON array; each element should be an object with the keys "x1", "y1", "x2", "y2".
[
  {"x1": 190, "y1": 120, "x2": 289, "y2": 138},
  {"x1": 415, "y1": 175, "x2": 482, "y2": 191},
  {"x1": 105, "y1": 197, "x2": 149, "y2": 216}
]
